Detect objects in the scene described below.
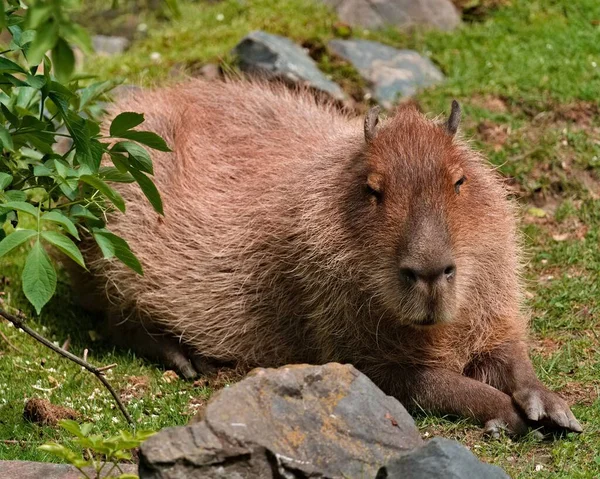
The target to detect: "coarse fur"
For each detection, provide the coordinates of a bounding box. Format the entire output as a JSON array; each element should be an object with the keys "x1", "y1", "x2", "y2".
[{"x1": 74, "y1": 78, "x2": 581, "y2": 435}]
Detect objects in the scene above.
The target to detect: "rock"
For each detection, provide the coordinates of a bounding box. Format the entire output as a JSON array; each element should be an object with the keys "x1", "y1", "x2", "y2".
[
  {"x1": 139, "y1": 363, "x2": 423, "y2": 478},
  {"x1": 0, "y1": 461, "x2": 136, "y2": 479},
  {"x1": 233, "y1": 31, "x2": 345, "y2": 101},
  {"x1": 328, "y1": 39, "x2": 444, "y2": 108},
  {"x1": 322, "y1": 0, "x2": 461, "y2": 31},
  {"x1": 376, "y1": 437, "x2": 510, "y2": 478},
  {"x1": 92, "y1": 35, "x2": 130, "y2": 55},
  {"x1": 196, "y1": 63, "x2": 222, "y2": 81}
]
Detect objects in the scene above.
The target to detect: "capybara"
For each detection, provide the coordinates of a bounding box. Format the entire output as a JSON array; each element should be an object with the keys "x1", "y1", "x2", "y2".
[{"x1": 76, "y1": 79, "x2": 581, "y2": 436}]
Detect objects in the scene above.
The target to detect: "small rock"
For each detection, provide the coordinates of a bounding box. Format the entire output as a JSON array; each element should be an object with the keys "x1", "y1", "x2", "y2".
[
  {"x1": 322, "y1": 0, "x2": 461, "y2": 31},
  {"x1": 0, "y1": 461, "x2": 137, "y2": 479},
  {"x1": 196, "y1": 63, "x2": 221, "y2": 81},
  {"x1": 233, "y1": 30, "x2": 345, "y2": 100},
  {"x1": 376, "y1": 437, "x2": 510, "y2": 478},
  {"x1": 328, "y1": 39, "x2": 444, "y2": 108},
  {"x1": 139, "y1": 363, "x2": 423, "y2": 478},
  {"x1": 92, "y1": 35, "x2": 130, "y2": 56}
]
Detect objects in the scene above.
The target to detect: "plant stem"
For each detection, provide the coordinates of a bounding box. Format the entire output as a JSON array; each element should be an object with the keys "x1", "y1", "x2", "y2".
[{"x1": 0, "y1": 308, "x2": 133, "y2": 425}]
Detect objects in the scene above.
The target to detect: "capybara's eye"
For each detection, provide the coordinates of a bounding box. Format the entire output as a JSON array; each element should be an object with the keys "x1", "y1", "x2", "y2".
[
  {"x1": 366, "y1": 184, "x2": 381, "y2": 201},
  {"x1": 454, "y1": 175, "x2": 467, "y2": 194}
]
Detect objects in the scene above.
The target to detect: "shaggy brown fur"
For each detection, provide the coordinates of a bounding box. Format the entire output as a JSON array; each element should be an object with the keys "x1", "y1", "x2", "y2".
[{"x1": 75, "y1": 79, "x2": 581, "y2": 435}]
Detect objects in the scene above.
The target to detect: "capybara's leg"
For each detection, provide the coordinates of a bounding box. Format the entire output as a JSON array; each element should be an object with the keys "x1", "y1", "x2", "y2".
[
  {"x1": 106, "y1": 316, "x2": 221, "y2": 379},
  {"x1": 466, "y1": 340, "x2": 582, "y2": 433},
  {"x1": 378, "y1": 367, "x2": 529, "y2": 436}
]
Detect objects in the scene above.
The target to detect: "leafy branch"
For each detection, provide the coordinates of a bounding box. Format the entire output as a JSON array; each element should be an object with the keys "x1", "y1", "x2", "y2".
[{"x1": 0, "y1": 0, "x2": 169, "y2": 313}]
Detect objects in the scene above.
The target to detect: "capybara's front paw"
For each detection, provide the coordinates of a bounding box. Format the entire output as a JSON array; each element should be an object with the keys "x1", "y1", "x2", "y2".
[{"x1": 513, "y1": 385, "x2": 582, "y2": 433}]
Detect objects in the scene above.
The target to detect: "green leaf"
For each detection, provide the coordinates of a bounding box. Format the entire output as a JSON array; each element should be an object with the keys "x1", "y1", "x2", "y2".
[
  {"x1": 119, "y1": 130, "x2": 171, "y2": 152},
  {"x1": 1, "y1": 104, "x2": 20, "y2": 128},
  {"x1": 130, "y1": 169, "x2": 163, "y2": 215},
  {"x1": 0, "y1": 1, "x2": 5, "y2": 31},
  {"x1": 4, "y1": 190, "x2": 27, "y2": 202},
  {"x1": 25, "y1": 74, "x2": 46, "y2": 89},
  {"x1": 22, "y1": 240, "x2": 57, "y2": 314},
  {"x1": 99, "y1": 166, "x2": 135, "y2": 183},
  {"x1": 93, "y1": 229, "x2": 142, "y2": 274},
  {"x1": 2, "y1": 73, "x2": 27, "y2": 87},
  {"x1": 80, "y1": 175, "x2": 125, "y2": 212},
  {"x1": 58, "y1": 419, "x2": 86, "y2": 437},
  {"x1": 0, "y1": 229, "x2": 36, "y2": 258},
  {"x1": 51, "y1": 38, "x2": 75, "y2": 83},
  {"x1": 89, "y1": 138, "x2": 105, "y2": 171},
  {"x1": 33, "y1": 164, "x2": 53, "y2": 176},
  {"x1": 28, "y1": 20, "x2": 59, "y2": 65},
  {"x1": 26, "y1": 4, "x2": 53, "y2": 30},
  {"x1": 109, "y1": 151, "x2": 129, "y2": 173},
  {"x1": 112, "y1": 141, "x2": 153, "y2": 174},
  {"x1": 79, "y1": 423, "x2": 93, "y2": 437},
  {"x1": 61, "y1": 22, "x2": 93, "y2": 55},
  {"x1": 0, "y1": 124, "x2": 13, "y2": 152},
  {"x1": 1, "y1": 201, "x2": 39, "y2": 218},
  {"x1": 41, "y1": 210, "x2": 80, "y2": 239},
  {"x1": 41, "y1": 231, "x2": 85, "y2": 269},
  {"x1": 109, "y1": 112, "x2": 144, "y2": 137},
  {"x1": 70, "y1": 205, "x2": 99, "y2": 221},
  {"x1": 47, "y1": 81, "x2": 75, "y2": 111},
  {"x1": 79, "y1": 80, "x2": 117, "y2": 109},
  {"x1": 0, "y1": 56, "x2": 26, "y2": 73},
  {"x1": 0, "y1": 172, "x2": 12, "y2": 191}
]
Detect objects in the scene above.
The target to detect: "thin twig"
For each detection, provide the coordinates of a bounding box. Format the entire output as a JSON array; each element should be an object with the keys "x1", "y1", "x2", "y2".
[
  {"x1": 0, "y1": 330, "x2": 23, "y2": 353},
  {"x1": 97, "y1": 363, "x2": 117, "y2": 372},
  {"x1": 0, "y1": 308, "x2": 133, "y2": 425}
]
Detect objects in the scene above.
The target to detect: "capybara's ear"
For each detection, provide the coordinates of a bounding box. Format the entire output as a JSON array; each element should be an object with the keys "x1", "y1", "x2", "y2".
[
  {"x1": 364, "y1": 106, "x2": 381, "y2": 144},
  {"x1": 446, "y1": 100, "x2": 461, "y2": 136}
]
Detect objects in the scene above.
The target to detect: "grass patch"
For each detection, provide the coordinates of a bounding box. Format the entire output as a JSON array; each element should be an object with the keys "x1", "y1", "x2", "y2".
[{"x1": 1, "y1": 0, "x2": 600, "y2": 476}]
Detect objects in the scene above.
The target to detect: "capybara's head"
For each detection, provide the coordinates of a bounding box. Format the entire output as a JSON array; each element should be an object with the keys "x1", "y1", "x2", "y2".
[{"x1": 344, "y1": 102, "x2": 508, "y2": 328}]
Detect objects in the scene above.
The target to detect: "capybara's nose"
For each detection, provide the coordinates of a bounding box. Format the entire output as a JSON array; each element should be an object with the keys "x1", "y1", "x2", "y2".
[{"x1": 400, "y1": 261, "x2": 456, "y2": 285}]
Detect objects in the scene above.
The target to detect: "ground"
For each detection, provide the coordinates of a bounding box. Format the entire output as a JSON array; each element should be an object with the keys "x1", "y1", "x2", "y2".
[{"x1": 1, "y1": 0, "x2": 599, "y2": 477}]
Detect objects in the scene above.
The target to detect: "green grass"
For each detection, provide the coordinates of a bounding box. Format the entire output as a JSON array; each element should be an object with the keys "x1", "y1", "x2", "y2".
[{"x1": 2, "y1": 0, "x2": 600, "y2": 476}]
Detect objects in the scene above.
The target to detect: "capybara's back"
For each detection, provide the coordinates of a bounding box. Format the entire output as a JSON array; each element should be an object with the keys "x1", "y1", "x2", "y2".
[{"x1": 80, "y1": 79, "x2": 581, "y2": 436}]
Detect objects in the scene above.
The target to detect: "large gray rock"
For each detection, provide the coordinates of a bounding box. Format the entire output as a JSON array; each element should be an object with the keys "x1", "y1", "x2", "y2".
[
  {"x1": 376, "y1": 438, "x2": 510, "y2": 478},
  {"x1": 139, "y1": 363, "x2": 423, "y2": 478},
  {"x1": 322, "y1": 0, "x2": 461, "y2": 31},
  {"x1": 328, "y1": 39, "x2": 444, "y2": 108},
  {"x1": 233, "y1": 31, "x2": 345, "y2": 100},
  {"x1": 92, "y1": 35, "x2": 130, "y2": 55},
  {"x1": 0, "y1": 461, "x2": 136, "y2": 479}
]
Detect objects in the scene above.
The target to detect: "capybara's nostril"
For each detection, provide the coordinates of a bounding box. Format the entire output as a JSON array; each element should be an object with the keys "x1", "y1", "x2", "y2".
[
  {"x1": 400, "y1": 262, "x2": 456, "y2": 285},
  {"x1": 444, "y1": 264, "x2": 456, "y2": 281}
]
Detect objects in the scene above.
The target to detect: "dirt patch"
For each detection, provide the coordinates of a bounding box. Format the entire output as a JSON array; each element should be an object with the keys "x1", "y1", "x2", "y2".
[
  {"x1": 120, "y1": 375, "x2": 151, "y2": 404},
  {"x1": 23, "y1": 398, "x2": 80, "y2": 426},
  {"x1": 192, "y1": 366, "x2": 246, "y2": 390},
  {"x1": 477, "y1": 120, "x2": 510, "y2": 151},
  {"x1": 555, "y1": 102, "x2": 600, "y2": 127},
  {"x1": 531, "y1": 336, "x2": 564, "y2": 358},
  {"x1": 558, "y1": 381, "x2": 599, "y2": 406},
  {"x1": 470, "y1": 94, "x2": 509, "y2": 113},
  {"x1": 451, "y1": 0, "x2": 511, "y2": 21}
]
